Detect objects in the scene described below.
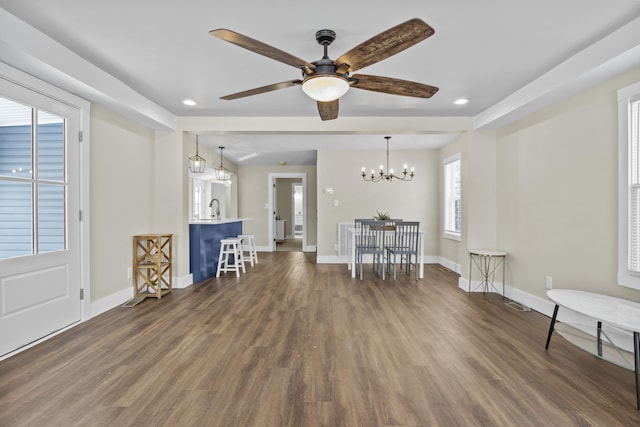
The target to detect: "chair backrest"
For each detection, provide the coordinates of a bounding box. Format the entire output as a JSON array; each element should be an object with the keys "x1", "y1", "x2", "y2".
[
  {"x1": 392, "y1": 221, "x2": 420, "y2": 252},
  {"x1": 354, "y1": 218, "x2": 370, "y2": 228},
  {"x1": 360, "y1": 220, "x2": 390, "y2": 251},
  {"x1": 354, "y1": 219, "x2": 371, "y2": 248}
]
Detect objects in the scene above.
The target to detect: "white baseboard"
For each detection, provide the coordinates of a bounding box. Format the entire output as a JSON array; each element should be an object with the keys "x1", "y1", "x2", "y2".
[
  {"x1": 89, "y1": 286, "x2": 133, "y2": 319},
  {"x1": 317, "y1": 255, "x2": 341, "y2": 264},
  {"x1": 438, "y1": 257, "x2": 461, "y2": 274},
  {"x1": 89, "y1": 273, "x2": 193, "y2": 319},
  {"x1": 174, "y1": 274, "x2": 193, "y2": 289}
]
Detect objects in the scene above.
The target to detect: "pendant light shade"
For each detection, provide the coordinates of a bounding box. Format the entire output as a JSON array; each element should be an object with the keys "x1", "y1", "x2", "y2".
[
  {"x1": 215, "y1": 146, "x2": 230, "y2": 181},
  {"x1": 188, "y1": 134, "x2": 206, "y2": 173}
]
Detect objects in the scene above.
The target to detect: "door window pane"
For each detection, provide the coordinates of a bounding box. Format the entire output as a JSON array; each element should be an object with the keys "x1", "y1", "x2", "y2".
[
  {"x1": 37, "y1": 183, "x2": 65, "y2": 253},
  {"x1": 0, "y1": 97, "x2": 32, "y2": 179},
  {"x1": 0, "y1": 180, "x2": 32, "y2": 258},
  {"x1": 37, "y1": 111, "x2": 65, "y2": 181}
]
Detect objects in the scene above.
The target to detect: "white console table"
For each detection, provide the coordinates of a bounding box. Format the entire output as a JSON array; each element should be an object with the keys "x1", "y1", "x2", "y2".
[{"x1": 545, "y1": 289, "x2": 640, "y2": 409}]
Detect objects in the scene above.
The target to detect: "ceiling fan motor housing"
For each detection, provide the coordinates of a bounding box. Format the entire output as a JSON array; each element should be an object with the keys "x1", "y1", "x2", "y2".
[
  {"x1": 315, "y1": 29, "x2": 336, "y2": 46},
  {"x1": 308, "y1": 29, "x2": 348, "y2": 79}
]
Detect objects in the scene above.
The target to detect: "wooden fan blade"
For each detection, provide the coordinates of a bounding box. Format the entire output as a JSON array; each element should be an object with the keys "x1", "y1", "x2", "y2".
[
  {"x1": 220, "y1": 80, "x2": 302, "y2": 100},
  {"x1": 335, "y1": 18, "x2": 434, "y2": 73},
  {"x1": 210, "y1": 29, "x2": 315, "y2": 72},
  {"x1": 351, "y1": 74, "x2": 438, "y2": 98},
  {"x1": 317, "y1": 100, "x2": 339, "y2": 121}
]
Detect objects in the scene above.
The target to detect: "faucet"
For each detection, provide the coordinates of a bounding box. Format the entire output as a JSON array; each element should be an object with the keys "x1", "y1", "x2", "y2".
[{"x1": 209, "y1": 198, "x2": 220, "y2": 220}]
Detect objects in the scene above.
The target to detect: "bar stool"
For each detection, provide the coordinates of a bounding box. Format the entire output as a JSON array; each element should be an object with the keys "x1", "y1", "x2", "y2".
[
  {"x1": 237, "y1": 234, "x2": 258, "y2": 267},
  {"x1": 216, "y1": 238, "x2": 246, "y2": 278}
]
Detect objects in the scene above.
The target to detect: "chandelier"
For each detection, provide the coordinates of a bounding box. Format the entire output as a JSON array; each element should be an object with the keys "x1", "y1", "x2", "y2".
[
  {"x1": 215, "y1": 146, "x2": 230, "y2": 181},
  {"x1": 361, "y1": 136, "x2": 414, "y2": 182}
]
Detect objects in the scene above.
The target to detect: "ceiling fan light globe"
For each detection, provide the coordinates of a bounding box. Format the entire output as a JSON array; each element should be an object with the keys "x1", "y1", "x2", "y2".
[{"x1": 302, "y1": 75, "x2": 349, "y2": 102}]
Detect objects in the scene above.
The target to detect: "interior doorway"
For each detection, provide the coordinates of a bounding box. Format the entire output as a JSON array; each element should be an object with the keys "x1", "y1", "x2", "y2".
[{"x1": 268, "y1": 173, "x2": 306, "y2": 252}]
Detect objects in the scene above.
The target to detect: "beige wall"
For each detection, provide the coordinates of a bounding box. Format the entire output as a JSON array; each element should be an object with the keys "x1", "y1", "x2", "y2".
[
  {"x1": 494, "y1": 67, "x2": 640, "y2": 302},
  {"x1": 437, "y1": 67, "x2": 640, "y2": 302},
  {"x1": 316, "y1": 147, "x2": 439, "y2": 258},
  {"x1": 90, "y1": 105, "x2": 155, "y2": 301},
  {"x1": 153, "y1": 131, "x2": 190, "y2": 280},
  {"x1": 237, "y1": 164, "x2": 317, "y2": 248}
]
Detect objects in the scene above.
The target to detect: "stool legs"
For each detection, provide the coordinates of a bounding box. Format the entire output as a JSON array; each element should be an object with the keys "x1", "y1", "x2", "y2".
[
  {"x1": 238, "y1": 234, "x2": 258, "y2": 266},
  {"x1": 236, "y1": 242, "x2": 246, "y2": 274},
  {"x1": 217, "y1": 238, "x2": 243, "y2": 278}
]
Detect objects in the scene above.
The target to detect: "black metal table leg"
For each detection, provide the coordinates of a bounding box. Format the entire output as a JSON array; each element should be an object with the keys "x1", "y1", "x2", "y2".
[
  {"x1": 597, "y1": 321, "x2": 603, "y2": 357},
  {"x1": 545, "y1": 304, "x2": 559, "y2": 350},
  {"x1": 635, "y1": 331, "x2": 640, "y2": 410}
]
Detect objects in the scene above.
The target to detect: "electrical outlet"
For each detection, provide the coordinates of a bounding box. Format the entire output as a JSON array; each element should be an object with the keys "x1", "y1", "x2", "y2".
[
  {"x1": 545, "y1": 275, "x2": 552, "y2": 290},
  {"x1": 334, "y1": 243, "x2": 338, "y2": 251},
  {"x1": 333, "y1": 199, "x2": 339, "y2": 207},
  {"x1": 127, "y1": 268, "x2": 132, "y2": 279}
]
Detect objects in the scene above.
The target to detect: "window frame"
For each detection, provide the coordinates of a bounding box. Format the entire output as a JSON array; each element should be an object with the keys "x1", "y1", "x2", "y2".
[
  {"x1": 443, "y1": 152, "x2": 462, "y2": 241},
  {"x1": 618, "y1": 81, "x2": 640, "y2": 290}
]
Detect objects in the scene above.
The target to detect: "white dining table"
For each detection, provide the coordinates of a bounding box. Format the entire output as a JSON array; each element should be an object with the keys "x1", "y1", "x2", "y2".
[{"x1": 347, "y1": 227, "x2": 424, "y2": 279}]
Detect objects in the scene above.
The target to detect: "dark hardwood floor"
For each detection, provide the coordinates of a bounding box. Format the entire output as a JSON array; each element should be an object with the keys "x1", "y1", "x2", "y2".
[{"x1": 1, "y1": 252, "x2": 639, "y2": 426}]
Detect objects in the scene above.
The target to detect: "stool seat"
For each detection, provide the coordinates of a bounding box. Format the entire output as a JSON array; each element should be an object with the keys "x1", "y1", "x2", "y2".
[
  {"x1": 238, "y1": 234, "x2": 258, "y2": 267},
  {"x1": 216, "y1": 237, "x2": 246, "y2": 278}
]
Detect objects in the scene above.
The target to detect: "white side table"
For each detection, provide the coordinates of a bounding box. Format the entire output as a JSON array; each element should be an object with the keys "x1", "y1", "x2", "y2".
[
  {"x1": 545, "y1": 289, "x2": 640, "y2": 409},
  {"x1": 468, "y1": 249, "x2": 507, "y2": 296}
]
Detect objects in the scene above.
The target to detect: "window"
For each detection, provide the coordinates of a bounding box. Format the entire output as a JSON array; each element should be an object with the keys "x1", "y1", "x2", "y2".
[
  {"x1": 192, "y1": 179, "x2": 204, "y2": 219},
  {"x1": 443, "y1": 153, "x2": 461, "y2": 241},
  {"x1": 618, "y1": 81, "x2": 640, "y2": 290},
  {"x1": 0, "y1": 96, "x2": 66, "y2": 259}
]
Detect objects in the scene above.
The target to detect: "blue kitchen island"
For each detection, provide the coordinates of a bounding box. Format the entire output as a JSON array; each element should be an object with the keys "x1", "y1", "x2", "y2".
[{"x1": 189, "y1": 219, "x2": 250, "y2": 283}]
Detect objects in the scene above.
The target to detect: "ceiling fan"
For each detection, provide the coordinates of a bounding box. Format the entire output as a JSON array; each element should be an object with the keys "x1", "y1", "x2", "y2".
[{"x1": 209, "y1": 18, "x2": 439, "y2": 121}]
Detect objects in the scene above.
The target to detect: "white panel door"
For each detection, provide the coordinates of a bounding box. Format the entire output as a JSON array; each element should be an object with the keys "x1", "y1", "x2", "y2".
[{"x1": 0, "y1": 78, "x2": 82, "y2": 356}]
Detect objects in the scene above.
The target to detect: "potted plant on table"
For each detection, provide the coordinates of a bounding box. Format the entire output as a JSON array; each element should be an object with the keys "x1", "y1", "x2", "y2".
[{"x1": 373, "y1": 211, "x2": 391, "y2": 221}]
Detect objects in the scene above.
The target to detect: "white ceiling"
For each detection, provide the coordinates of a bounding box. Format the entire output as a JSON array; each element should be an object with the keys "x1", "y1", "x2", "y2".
[{"x1": 1, "y1": 0, "x2": 640, "y2": 165}]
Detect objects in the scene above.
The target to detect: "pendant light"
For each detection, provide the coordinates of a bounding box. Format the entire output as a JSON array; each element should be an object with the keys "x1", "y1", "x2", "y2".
[
  {"x1": 188, "y1": 134, "x2": 206, "y2": 173},
  {"x1": 215, "y1": 146, "x2": 230, "y2": 181}
]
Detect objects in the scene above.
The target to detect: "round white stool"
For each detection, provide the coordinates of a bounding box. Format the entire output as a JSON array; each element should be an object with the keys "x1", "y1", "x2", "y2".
[
  {"x1": 238, "y1": 234, "x2": 258, "y2": 267},
  {"x1": 216, "y1": 238, "x2": 246, "y2": 278}
]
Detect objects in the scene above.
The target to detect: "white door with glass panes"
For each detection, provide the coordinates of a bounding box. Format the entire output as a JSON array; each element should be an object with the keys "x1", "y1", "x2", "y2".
[{"x1": 0, "y1": 79, "x2": 82, "y2": 356}]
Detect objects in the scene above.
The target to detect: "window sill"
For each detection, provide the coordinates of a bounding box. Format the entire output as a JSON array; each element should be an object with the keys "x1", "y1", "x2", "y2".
[{"x1": 443, "y1": 231, "x2": 461, "y2": 242}]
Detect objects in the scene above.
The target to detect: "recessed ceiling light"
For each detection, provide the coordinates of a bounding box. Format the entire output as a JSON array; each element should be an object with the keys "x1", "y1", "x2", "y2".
[
  {"x1": 182, "y1": 99, "x2": 197, "y2": 106},
  {"x1": 454, "y1": 98, "x2": 469, "y2": 105}
]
